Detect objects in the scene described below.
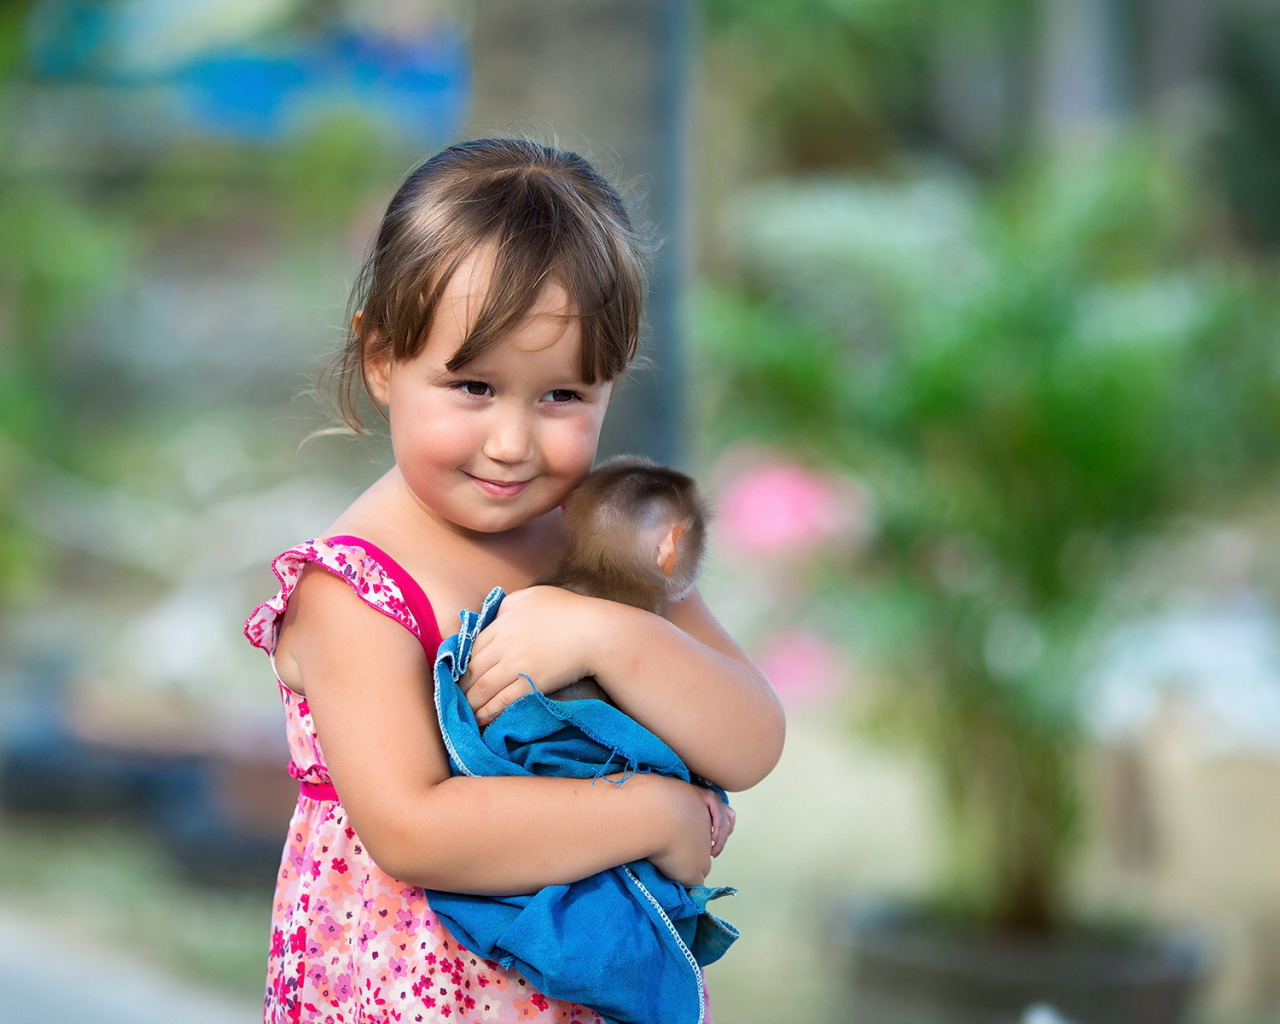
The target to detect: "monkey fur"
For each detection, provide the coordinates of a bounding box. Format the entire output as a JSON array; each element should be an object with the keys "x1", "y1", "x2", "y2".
[{"x1": 534, "y1": 455, "x2": 710, "y2": 705}]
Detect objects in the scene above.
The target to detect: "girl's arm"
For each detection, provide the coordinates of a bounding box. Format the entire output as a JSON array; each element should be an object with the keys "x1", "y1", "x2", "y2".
[
  {"x1": 463, "y1": 586, "x2": 785, "y2": 792},
  {"x1": 279, "y1": 566, "x2": 719, "y2": 895}
]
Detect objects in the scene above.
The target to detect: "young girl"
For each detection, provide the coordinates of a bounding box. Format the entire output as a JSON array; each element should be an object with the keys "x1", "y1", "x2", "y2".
[{"x1": 244, "y1": 138, "x2": 785, "y2": 1024}]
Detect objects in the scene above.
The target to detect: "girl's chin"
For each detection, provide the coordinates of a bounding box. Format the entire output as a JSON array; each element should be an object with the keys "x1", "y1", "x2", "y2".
[{"x1": 450, "y1": 503, "x2": 560, "y2": 536}]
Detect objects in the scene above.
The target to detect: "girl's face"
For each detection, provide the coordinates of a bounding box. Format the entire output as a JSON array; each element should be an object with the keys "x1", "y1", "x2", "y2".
[{"x1": 368, "y1": 248, "x2": 612, "y2": 537}]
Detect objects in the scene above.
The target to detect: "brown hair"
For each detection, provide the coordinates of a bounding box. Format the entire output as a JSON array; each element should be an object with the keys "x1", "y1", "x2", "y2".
[{"x1": 330, "y1": 138, "x2": 651, "y2": 432}]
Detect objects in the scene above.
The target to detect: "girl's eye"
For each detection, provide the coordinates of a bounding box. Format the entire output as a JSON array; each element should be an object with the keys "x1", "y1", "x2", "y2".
[
  {"x1": 544, "y1": 389, "x2": 581, "y2": 403},
  {"x1": 456, "y1": 381, "x2": 491, "y2": 397}
]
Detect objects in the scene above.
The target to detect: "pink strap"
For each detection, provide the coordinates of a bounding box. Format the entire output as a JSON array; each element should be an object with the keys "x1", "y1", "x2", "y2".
[
  {"x1": 300, "y1": 780, "x2": 338, "y2": 801},
  {"x1": 325, "y1": 534, "x2": 445, "y2": 656},
  {"x1": 287, "y1": 538, "x2": 445, "y2": 806}
]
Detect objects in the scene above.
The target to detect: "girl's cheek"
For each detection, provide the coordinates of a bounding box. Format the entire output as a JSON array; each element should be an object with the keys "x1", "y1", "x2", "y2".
[{"x1": 566, "y1": 423, "x2": 604, "y2": 471}]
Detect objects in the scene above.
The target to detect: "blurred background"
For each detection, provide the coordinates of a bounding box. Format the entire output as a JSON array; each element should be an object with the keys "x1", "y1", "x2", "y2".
[{"x1": 1, "y1": 1, "x2": 1279, "y2": 1022}]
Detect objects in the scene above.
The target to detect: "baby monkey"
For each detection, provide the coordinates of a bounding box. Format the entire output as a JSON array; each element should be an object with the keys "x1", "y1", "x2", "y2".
[{"x1": 536, "y1": 455, "x2": 710, "y2": 705}]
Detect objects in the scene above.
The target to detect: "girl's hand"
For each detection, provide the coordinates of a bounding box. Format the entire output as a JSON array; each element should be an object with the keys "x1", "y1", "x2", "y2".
[
  {"x1": 468, "y1": 582, "x2": 785, "y2": 794},
  {"x1": 463, "y1": 586, "x2": 601, "y2": 721},
  {"x1": 704, "y1": 787, "x2": 737, "y2": 859},
  {"x1": 646, "y1": 776, "x2": 722, "y2": 886}
]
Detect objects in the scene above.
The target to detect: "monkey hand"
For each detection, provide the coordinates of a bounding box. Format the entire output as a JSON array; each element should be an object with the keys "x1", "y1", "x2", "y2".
[{"x1": 462, "y1": 586, "x2": 604, "y2": 722}]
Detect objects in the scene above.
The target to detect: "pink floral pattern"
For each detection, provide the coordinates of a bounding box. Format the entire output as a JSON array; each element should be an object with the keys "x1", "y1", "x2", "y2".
[{"x1": 245, "y1": 539, "x2": 606, "y2": 1024}]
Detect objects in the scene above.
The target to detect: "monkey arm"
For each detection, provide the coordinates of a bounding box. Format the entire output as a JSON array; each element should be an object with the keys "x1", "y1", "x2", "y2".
[{"x1": 465, "y1": 585, "x2": 785, "y2": 792}]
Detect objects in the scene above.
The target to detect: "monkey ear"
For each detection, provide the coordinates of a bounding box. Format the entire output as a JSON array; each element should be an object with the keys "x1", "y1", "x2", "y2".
[{"x1": 657, "y1": 523, "x2": 687, "y2": 578}]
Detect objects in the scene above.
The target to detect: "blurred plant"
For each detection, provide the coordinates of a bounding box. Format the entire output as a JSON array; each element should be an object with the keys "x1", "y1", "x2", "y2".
[
  {"x1": 695, "y1": 134, "x2": 1280, "y2": 933},
  {"x1": 0, "y1": 2, "x2": 135, "y2": 597},
  {"x1": 0, "y1": 0, "x2": 423, "y2": 603},
  {"x1": 702, "y1": 0, "x2": 1036, "y2": 172},
  {"x1": 752, "y1": 626, "x2": 850, "y2": 706},
  {"x1": 707, "y1": 447, "x2": 869, "y2": 709},
  {"x1": 715, "y1": 448, "x2": 868, "y2": 558}
]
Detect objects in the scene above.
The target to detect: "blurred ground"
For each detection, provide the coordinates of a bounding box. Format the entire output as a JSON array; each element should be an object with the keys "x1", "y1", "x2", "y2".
[
  {"x1": 0, "y1": 906, "x2": 259, "y2": 1024},
  {"x1": 2, "y1": 702, "x2": 1279, "y2": 1023}
]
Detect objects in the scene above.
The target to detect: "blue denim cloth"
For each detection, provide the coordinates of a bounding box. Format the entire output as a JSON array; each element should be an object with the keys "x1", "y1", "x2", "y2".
[{"x1": 427, "y1": 587, "x2": 738, "y2": 1024}]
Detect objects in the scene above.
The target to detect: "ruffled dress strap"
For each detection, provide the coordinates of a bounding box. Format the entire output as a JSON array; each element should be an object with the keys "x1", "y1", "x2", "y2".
[
  {"x1": 245, "y1": 536, "x2": 449, "y2": 789},
  {"x1": 244, "y1": 534, "x2": 446, "y2": 659}
]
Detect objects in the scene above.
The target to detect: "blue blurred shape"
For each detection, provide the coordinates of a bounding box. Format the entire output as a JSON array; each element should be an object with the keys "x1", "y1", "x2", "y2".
[
  {"x1": 0, "y1": 685, "x2": 204, "y2": 819},
  {"x1": 172, "y1": 32, "x2": 467, "y2": 142},
  {"x1": 23, "y1": 1, "x2": 468, "y2": 144},
  {"x1": 0, "y1": 675, "x2": 288, "y2": 889},
  {"x1": 172, "y1": 51, "x2": 312, "y2": 139}
]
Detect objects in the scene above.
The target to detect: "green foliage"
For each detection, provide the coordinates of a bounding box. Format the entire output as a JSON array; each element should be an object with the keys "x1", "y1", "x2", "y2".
[
  {"x1": 0, "y1": 181, "x2": 135, "y2": 599},
  {"x1": 0, "y1": 0, "x2": 417, "y2": 602},
  {"x1": 702, "y1": 0, "x2": 1035, "y2": 169},
  {"x1": 696, "y1": 136, "x2": 1280, "y2": 930}
]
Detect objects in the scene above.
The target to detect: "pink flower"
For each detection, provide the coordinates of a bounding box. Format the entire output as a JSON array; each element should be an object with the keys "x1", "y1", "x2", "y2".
[
  {"x1": 754, "y1": 628, "x2": 848, "y2": 704},
  {"x1": 715, "y1": 450, "x2": 867, "y2": 557}
]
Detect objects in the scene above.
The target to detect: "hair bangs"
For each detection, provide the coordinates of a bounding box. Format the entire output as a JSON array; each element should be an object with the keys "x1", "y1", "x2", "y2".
[{"x1": 326, "y1": 139, "x2": 651, "y2": 433}]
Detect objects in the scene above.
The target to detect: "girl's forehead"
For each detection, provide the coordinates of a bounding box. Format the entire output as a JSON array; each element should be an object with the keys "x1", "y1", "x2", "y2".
[
  {"x1": 453, "y1": 319, "x2": 584, "y2": 370},
  {"x1": 445, "y1": 244, "x2": 574, "y2": 318},
  {"x1": 433, "y1": 287, "x2": 577, "y2": 351},
  {"x1": 426, "y1": 301, "x2": 585, "y2": 379},
  {"x1": 417, "y1": 243, "x2": 580, "y2": 367}
]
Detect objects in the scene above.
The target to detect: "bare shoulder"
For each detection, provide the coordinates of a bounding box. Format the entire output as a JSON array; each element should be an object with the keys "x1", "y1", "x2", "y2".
[
  {"x1": 275, "y1": 562, "x2": 425, "y2": 696},
  {"x1": 276, "y1": 562, "x2": 454, "y2": 843}
]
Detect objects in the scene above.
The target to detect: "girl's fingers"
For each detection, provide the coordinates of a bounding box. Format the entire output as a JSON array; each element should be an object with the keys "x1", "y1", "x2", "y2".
[
  {"x1": 699, "y1": 788, "x2": 736, "y2": 858},
  {"x1": 469, "y1": 671, "x2": 540, "y2": 723},
  {"x1": 711, "y1": 803, "x2": 736, "y2": 858},
  {"x1": 460, "y1": 631, "x2": 497, "y2": 694},
  {"x1": 460, "y1": 633, "x2": 519, "y2": 707},
  {"x1": 463, "y1": 651, "x2": 536, "y2": 715}
]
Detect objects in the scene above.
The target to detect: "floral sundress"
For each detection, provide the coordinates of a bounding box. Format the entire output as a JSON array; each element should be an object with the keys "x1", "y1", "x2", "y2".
[{"x1": 245, "y1": 536, "x2": 606, "y2": 1024}]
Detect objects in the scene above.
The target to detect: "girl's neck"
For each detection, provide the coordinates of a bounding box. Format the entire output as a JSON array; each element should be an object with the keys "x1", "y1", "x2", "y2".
[
  {"x1": 327, "y1": 467, "x2": 565, "y2": 611},
  {"x1": 340, "y1": 466, "x2": 547, "y2": 540}
]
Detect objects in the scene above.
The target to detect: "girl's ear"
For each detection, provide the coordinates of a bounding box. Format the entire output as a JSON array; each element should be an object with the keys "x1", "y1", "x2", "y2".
[
  {"x1": 356, "y1": 313, "x2": 393, "y2": 407},
  {"x1": 366, "y1": 348, "x2": 392, "y2": 407}
]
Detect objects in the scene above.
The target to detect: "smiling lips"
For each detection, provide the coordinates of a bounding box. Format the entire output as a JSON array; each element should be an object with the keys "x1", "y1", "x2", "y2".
[{"x1": 466, "y1": 472, "x2": 532, "y2": 498}]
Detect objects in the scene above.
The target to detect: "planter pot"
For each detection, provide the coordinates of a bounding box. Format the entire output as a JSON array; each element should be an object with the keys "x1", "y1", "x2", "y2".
[{"x1": 848, "y1": 907, "x2": 1206, "y2": 1024}]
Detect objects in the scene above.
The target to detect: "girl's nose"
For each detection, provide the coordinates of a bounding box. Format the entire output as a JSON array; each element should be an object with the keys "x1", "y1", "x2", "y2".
[{"x1": 483, "y1": 409, "x2": 535, "y2": 464}]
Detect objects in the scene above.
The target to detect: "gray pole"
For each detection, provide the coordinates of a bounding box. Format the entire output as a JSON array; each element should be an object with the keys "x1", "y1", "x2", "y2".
[
  {"x1": 1035, "y1": 0, "x2": 1133, "y2": 137},
  {"x1": 467, "y1": 0, "x2": 692, "y2": 467}
]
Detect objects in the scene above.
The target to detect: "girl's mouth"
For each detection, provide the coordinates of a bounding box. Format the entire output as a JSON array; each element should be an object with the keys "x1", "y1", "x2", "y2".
[{"x1": 466, "y1": 473, "x2": 532, "y2": 498}]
